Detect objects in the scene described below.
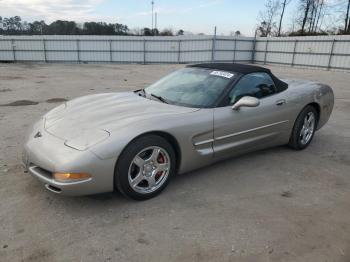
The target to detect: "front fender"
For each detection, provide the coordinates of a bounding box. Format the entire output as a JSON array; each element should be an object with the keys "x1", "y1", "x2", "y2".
[{"x1": 89, "y1": 109, "x2": 214, "y2": 174}]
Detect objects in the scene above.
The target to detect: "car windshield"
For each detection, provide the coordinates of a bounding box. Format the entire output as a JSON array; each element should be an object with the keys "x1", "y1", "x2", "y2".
[{"x1": 144, "y1": 67, "x2": 234, "y2": 108}]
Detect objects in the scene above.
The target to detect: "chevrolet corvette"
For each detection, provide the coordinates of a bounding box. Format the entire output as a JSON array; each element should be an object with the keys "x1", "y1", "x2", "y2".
[{"x1": 22, "y1": 63, "x2": 334, "y2": 200}]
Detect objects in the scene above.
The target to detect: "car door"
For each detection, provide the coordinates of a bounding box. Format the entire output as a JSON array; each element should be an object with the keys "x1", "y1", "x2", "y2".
[{"x1": 213, "y1": 72, "x2": 290, "y2": 159}]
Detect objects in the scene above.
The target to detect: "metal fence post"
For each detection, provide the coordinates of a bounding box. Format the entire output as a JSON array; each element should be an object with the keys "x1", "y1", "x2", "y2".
[
  {"x1": 251, "y1": 37, "x2": 257, "y2": 64},
  {"x1": 11, "y1": 39, "x2": 16, "y2": 62},
  {"x1": 211, "y1": 34, "x2": 216, "y2": 62},
  {"x1": 291, "y1": 40, "x2": 298, "y2": 67},
  {"x1": 76, "y1": 39, "x2": 80, "y2": 63},
  {"x1": 233, "y1": 39, "x2": 237, "y2": 62},
  {"x1": 43, "y1": 39, "x2": 47, "y2": 62},
  {"x1": 109, "y1": 40, "x2": 112, "y2": 63},
  {"x1": 327, "y1": 39, "x2": 336, "y2": 71},
  {"x1": 178, "y1": 40, "x2": 181, "y2": 64},
  {"x1": 143, "y1": 39, "x2": 146, "y2": 64},
  {"x1": 264, "y1": 39, "x2": 269, "y2": 65}
]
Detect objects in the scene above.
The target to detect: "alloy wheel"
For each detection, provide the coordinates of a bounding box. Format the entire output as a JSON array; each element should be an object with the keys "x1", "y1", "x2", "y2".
[
  {"x1": 300, "y1": 111, "x2": 315, "y2": 145},
  {"x1": 128, "y1": 146, "x2": 171, "y2": 194}
]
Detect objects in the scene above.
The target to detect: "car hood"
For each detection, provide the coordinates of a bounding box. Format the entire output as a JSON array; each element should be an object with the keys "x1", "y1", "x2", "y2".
[{"x1": 44, "y1": 92, "x2": 198, "y2": 141}]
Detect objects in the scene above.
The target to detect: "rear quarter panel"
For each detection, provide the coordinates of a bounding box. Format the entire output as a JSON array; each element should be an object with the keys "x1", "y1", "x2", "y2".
[{"x1": 282, "y1": 78, "x2": 334, "y2": 131}]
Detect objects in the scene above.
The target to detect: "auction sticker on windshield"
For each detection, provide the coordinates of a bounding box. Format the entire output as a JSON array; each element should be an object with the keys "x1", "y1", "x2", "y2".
[{"x1": 210, "y1": 71, "x2": 234, "y2": 79}]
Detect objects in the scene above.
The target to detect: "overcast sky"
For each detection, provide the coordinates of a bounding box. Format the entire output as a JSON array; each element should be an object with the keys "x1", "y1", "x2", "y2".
[{"x1": 0, "y1": 0, "x2": 301, "y2": 36}]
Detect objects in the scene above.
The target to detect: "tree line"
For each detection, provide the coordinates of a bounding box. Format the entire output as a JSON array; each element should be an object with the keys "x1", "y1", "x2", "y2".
[
  {"x1": 257, "y1": 0, "x2": 350, "y2": 36},
  {"x1": 0, "y1": 16, "x2": 183, "y2": 36},
  {"x1": 2, "y1": 1, "x2": 350, "y2": 38}
]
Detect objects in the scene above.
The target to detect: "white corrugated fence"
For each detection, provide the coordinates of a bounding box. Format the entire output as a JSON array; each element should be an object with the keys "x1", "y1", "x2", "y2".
[
  {"x1": 254, "y1": 35, "x2": 350, "y2": 71},
  {"x1": 0, "y1": 35, "x2": 349, "y2": 70}
]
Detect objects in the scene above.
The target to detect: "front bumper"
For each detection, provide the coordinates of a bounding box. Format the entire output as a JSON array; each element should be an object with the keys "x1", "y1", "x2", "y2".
[
  {"x1": 22, "y1": 120, "x2": 116, "y2": 196},
  {"x1": 26, "y1": 165, "x2": 93, "y2": 195}
]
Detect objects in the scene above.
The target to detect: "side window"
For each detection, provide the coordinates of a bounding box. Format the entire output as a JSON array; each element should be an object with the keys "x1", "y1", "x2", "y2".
[{"x1": 228, "y1": 73, "x2": 277, "y2": 104}]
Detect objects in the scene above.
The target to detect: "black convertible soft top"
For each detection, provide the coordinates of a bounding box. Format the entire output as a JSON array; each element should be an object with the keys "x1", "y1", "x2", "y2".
[{"x1": 188, "y1": 63, "x2": 288, "y2": 92}]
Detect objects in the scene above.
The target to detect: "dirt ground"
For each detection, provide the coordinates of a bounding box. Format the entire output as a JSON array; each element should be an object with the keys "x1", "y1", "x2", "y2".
[{"x1": 0, "y1": 62, "x2": 349, "y2": 262}]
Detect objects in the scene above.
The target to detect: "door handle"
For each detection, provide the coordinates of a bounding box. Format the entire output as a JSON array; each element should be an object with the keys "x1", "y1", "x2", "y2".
[{"x1": 276, "y1": 99, "x2": 286, "y2": 106}]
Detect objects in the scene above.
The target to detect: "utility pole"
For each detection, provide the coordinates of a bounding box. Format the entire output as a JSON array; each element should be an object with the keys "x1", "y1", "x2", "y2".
[
  {"x1": 151, "y1": 1, "x2": 154, "y2": 33},
  {"x1": 155, "y1": 12, "x2": 158, "y2": 32}
]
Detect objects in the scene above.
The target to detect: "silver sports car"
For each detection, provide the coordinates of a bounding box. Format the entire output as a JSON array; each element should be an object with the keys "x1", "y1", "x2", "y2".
[{"x1": 23, "y1": 63, "x2": 334, "y2": 200}]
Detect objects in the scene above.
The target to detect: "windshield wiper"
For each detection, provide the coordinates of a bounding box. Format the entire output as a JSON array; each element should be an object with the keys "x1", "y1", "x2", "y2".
[
  {"x1": 134, "y1": 88, "x2": 146, "y2": 97},
  {"x1": 150, "y1": 93, "x2": 168, "y2": 104},
  {"x1": 135, "y1": 89, "x2": 168, "y2": 104}
]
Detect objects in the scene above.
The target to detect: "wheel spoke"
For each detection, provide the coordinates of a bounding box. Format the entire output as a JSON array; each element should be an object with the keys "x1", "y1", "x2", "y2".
[
  {"x1": 133, "y1": 156, "x2": 145, "y2": 167},
  {"x1": 300, "y1": 126, "x2": 306, "y2": 137},
  {"x1": 302, "y1": 130, "x2": 309, "y2": 144},
  {"x1": 308, "y1": 114, "x2": 314, "y2": 124},
  {"x1": 146, "y1": 176, "x2": 156, "y2": 188},
  {"x1": 131, "y1": 172, "x2": 144, "y2": 188},
  {"x1": 156, "y1": 163, "x2": 169, "y2": 172},
  {"x1": 149, "y1": 148, "x2": 160, "y2": 162}
]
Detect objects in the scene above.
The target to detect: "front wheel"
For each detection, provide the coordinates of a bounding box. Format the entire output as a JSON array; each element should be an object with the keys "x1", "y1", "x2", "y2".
[
  {"x1": 288, "y1": 105, "x2": 318, "y2": 150},
  {"x1": 115, "y1": 135, "x2": 176, "y2": 200}
]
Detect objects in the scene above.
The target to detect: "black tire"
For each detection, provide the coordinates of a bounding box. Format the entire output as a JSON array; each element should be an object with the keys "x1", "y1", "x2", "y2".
[
  {"x1": 288, "y1": 105, "x2": 318, "y2": 150},
  {"x1": 115, "y1": 134, "x2": 176, "y2": 200}
]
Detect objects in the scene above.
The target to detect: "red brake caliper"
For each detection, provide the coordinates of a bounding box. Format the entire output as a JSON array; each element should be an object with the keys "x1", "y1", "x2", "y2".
[{"x1": 155, "y1": 153, "x2": 165, "y2": 180}]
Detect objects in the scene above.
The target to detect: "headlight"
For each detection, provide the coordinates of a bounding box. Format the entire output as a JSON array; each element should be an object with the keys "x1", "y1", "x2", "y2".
[
  {"x1": 44, "y1": 103, "x2": 67, "y2": 129},
  {"x1": 64, "y1": 129, "x2": 110, "y2": 151}
]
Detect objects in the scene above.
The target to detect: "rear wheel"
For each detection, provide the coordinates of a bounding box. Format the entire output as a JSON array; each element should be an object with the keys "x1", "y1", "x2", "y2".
[
  {"x1": 115, "y1": 135, "x2": 176, "y2": 200},
  {"x1": 288, "y1": 105, "x2": 318, "y2": 150}
]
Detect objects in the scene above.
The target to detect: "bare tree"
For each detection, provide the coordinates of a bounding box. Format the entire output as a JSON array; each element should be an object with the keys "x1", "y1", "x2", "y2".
[
  {"x1": 314, "y1": 0, "x2": 324, "y2": 32},
  {"x1": 277, "y1": 0, "x2": 291, "y2": 36},
  {"x1": 308, "y1": 0, "x2": 317, "y2": 32},
  {"x1": 297, "y1": 0, "x2": 328, "y2": 34},
  {"x1": 300, "y1": 0, "x2": 313, "y2": 33},
  {"x1": 345, "y1": 0, "x2": 350, "y2": 33},
  {"x1": 257, "y1": 0, "x2": 281, "y2": 36}
]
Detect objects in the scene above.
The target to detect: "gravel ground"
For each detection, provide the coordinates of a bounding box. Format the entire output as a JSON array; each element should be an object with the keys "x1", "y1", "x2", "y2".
[{"x1": 0, "y1": 63, "x2": 349, "y2": 262}]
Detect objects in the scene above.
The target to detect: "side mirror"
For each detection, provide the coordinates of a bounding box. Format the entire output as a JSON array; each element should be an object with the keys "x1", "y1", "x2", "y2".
[{"x1": 232, "y1": 96, "x2": 260, "y2": 110}]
